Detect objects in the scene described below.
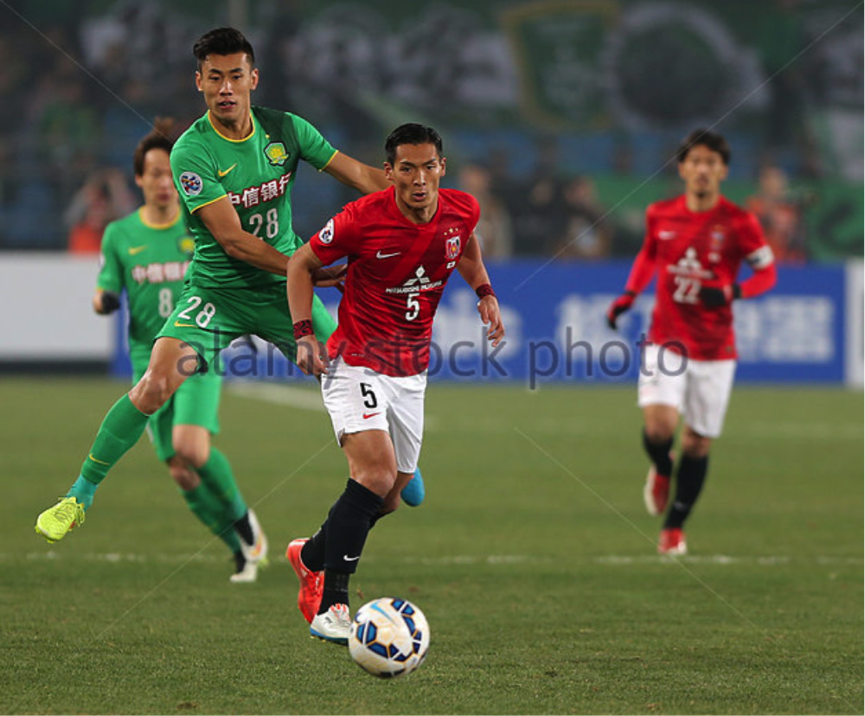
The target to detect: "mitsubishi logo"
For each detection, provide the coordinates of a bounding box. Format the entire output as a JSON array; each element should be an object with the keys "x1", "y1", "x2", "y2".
[{"x1": 403, "y1": 266, "x2": 431, "y2": 287}]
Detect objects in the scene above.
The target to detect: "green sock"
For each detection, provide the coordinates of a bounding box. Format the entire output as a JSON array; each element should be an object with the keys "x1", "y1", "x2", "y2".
[
  {"x1": 66, "y1": 476, "x2": 97, "y2": 511},
  {"x1": 181, "y1": 484, "x2": 243, "y2": 553},
  {"x1": 196, "y1": 447, "x2": 247, "y2": 523},
  {"x1": 76, "y1": 394, "x2": 149, "y2": 491}
]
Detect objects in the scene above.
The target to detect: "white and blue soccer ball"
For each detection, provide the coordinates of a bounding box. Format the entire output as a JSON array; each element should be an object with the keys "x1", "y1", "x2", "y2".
[{"x1": 348, "y1": 597, "x2": 430, "y2": 678}]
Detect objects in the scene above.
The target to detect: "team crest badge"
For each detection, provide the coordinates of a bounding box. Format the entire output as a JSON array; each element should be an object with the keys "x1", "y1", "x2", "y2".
[
  {"x1": 179, "y1": 172, "x2": 202, "y2": 196},
  {"x1": 710, "y1": 225, "x2": 726, "y2": 248},
  {"x1": 445, "y1": 235, "x2": 461, "y2": 260},
  {"x1": 319, "y1": 218, "x2": 335, "y2": 244},
  {"x1": 178, "y1": 236, "x2": 195, "y2": 257},
  {"x1": 264, "y1": 142, "x2": 289, "y2": 166}
]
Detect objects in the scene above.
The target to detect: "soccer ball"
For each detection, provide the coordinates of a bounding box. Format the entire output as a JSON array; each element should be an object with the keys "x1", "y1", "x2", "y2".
[{"x1": 348, "y1": 597, "x2": 430, "y2": 678}]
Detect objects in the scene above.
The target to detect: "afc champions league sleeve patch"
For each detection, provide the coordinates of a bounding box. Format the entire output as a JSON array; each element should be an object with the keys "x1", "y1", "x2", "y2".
[
  {"x1": 318, "y1": 218, "x2": 335, "y2": 244},
  {"x1": 179, "y1": 172, "x2": 203, "y2": 197}
]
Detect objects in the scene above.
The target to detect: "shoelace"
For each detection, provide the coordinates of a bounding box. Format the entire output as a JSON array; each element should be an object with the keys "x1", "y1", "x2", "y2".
[
  {"x1": 55, "y1": 499, "x2": 85, "y2": 526},
  {"x1": 331, "y1": 605, "x2": 350, "y2": 625}
]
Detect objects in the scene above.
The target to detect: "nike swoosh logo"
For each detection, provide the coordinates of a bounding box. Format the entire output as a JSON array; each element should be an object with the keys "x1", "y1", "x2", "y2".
[
  {"x1": 128, "y1": 245, "x2": 148, "y2": 255},
  {"x1": 376, "y1": 250, "x2": 401, "y2": 259},
  {"x1": 362, "y1": 412, "x2": 381, "y2": 420},
  {"x1": 88, "y1": 453, "x2": 110, "y2": 466},
  {"x1": 659, "y1": 231, "x2": 677, "y2": 240},
  {"x1": 343, "y1": 555, "x2": 361, "y2": 562},
  {"x1": 174, "y1": 321, "x2": 196, "y2": 328},
  {"x1": 218, "y1": 164, "x2": 237, "y2": 177}
]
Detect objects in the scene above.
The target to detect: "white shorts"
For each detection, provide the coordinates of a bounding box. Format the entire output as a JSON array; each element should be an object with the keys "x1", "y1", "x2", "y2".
[
  {"x1": 637, "y1": 344, "x2": 736, "y2": 438},
  {"x1": 320, "y1": 358, "x2": 427, "y2": 474}
]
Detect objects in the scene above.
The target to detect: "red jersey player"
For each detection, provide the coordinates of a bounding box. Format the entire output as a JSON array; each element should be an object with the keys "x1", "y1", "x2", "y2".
[
  {"x1": 607, "y1": 128, "x2": 776, "y2": 555},
  {"x1": 285, "y1": 123, "x2": 504, "y2": 643}
]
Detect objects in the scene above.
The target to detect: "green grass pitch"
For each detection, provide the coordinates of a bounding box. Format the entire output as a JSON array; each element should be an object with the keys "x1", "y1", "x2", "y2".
[{"x1": 1, "y1": 377, "x2": 861, "y2": 714}]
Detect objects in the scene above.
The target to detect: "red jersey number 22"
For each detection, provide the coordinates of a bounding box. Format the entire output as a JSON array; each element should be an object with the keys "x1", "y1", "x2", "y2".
[{"x1": 672, "y1": 276, "x2": 701, "y2": 304}]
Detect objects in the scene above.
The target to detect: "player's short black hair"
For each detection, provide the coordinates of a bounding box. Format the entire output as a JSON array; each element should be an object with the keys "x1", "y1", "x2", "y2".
[
  {"x1": 133, "y1": 118, "x2": 176, "y2": 177},
  {"x1": 677, "y1": 128, "x2": 731, "y2": 165},
  {"x1": 193, "y1": 27, "x2": 255, "y2": 68},
  {"x1": 385, "y1": 124, "x2": 444, "y2": 166}
]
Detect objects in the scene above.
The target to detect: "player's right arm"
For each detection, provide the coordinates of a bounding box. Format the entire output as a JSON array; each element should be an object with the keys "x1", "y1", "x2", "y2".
[
  {"x1": 606, "y1": 206, "x2": 658, "y2": 329},
  {"x1": 195, "y1": 197, "x2": 291, "y2": 276},
  {"x1": 172, "y1": 136, "x2": 290, "y2": 276},
  {"x1": 286, "y1": 243, "x2": 327, "y2": 376},
  {"x1": 94, "y1": 222, "x2": 123, "y2": 315}
]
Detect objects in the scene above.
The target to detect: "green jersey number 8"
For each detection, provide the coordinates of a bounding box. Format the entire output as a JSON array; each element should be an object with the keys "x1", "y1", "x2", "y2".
[
  {"x1": 158, "y1": 288, "x2": 174, "y2": 318},
  {"x1": 249, "y1": 208, "x2": 279, "y2": 240}
]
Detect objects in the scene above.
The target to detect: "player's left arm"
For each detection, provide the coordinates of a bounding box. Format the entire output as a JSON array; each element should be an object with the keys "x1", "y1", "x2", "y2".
[
  {"x1": 456, "y1": 232, "x2": 505, "y2": 347},
  {"x1": 292, "y1": 114, "x2": 388, "y2": 195},
  {"x1": 322, "y1": 152, "x2": 389, "y2": 195},
  {"x1": 699, "y1": 214, "x2": 777, "y2": 307}
]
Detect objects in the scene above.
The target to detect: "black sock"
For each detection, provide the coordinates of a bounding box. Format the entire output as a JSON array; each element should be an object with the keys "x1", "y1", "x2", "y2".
[
  {"x1": 325, "y1": 479, "x2": 383, "y2": 573},
  {"x1": 301, "y1": 491, "x2": 350, "y2": 572},
  {"x1": 301, "y1": 523, "x2": 328, "y2": 573},
  {"x1": 233, "y1": 511, "x2": 254, "y2": 546},
  {"x1": 233, "y1": 550, "x2": 245, "y2": 573},
  {"x1": 315, "y1": 479, "x2": 383, "y2": 614},
  {"x1": 320, "y1": 570, "x2": 351, "y2": 613},
  {"x1": 642, "y1": 429, "x2": 674, "y2": 477},
  {"x1": 664, "y1": 454, "x2": 709, "y2": 529}
]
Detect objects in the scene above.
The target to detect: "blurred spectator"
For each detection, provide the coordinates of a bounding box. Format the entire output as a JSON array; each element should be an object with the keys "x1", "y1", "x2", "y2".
[
  {"x1": 65, "y1": 168, "x2": 135, "y2": 254},
  {"x1": 458, "y1": 163, "x2": 513, "y2": 258},
  {"x1": 509, "y1": 175, "x2": 567, "y2": 256},
  {"x1": 554, "y1": 175, "x2": 611, "y2": 260},
  {"x1": 37, "y1": 65, "x2": 99, "y2": 172},
  {"x1": 746, "y1": 165, "x2": 807, "y2": 263}
]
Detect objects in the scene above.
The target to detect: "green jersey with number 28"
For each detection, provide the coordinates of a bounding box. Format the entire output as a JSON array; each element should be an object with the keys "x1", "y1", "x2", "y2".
[
  {"x1": 97, "y1": 209, "x2": 195, "y2": 362},
  {"x1": 170, "y1": 107, "x2": 337, "y2": 290}
]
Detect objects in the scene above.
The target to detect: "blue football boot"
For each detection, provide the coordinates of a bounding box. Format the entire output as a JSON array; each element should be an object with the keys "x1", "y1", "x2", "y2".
[{"x1": 400, "y1": 467, "x2": 426, "y2": 507}]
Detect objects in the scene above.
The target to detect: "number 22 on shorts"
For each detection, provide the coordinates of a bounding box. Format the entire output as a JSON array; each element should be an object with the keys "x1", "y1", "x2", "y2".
[{"x1": 176, "y1": 295, "x2": 217, "y2": 327}]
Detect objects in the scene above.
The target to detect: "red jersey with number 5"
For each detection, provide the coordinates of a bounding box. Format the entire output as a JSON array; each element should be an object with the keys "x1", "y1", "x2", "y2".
[
  {"x1": 643, "y1": 195, "x2": 773, "y2": 360},
  {"x1": 309, "y1": 186, "x2": 479, "y2": 376}
]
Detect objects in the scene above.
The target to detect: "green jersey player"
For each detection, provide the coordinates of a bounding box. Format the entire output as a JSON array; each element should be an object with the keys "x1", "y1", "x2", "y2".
[
  {"x1": 93, "y1": 118, "x2": 263, "y2": 582},
  {"x1": 35, "y1": 27, "x2": 388, "y2": 552}
]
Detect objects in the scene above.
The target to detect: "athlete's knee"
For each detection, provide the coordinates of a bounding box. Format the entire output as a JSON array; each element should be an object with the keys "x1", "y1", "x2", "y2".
[
  {"x1": 644, "y1": 423, "x2": 675, "y2": 443},
  {"x1": 168, "y1": 459, "x2": 199, "y2": 491},
  {"x1": 131, "y1": 371, "x2": 175, "y2": 413},
  {"x1": 682, "y1": 428, "x2": 711, "y2": 458},
  {"x1": 172, "y1": 439, "x2": 210, "y2": 469},
  {"x1": 354, "y1": 465, "x2": 397, "y2": 498}
]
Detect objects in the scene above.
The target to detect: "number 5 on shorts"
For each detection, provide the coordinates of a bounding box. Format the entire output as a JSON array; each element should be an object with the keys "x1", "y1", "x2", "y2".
[{"x1": 360, "y1": 382, "x2": 378, "y2": 409}]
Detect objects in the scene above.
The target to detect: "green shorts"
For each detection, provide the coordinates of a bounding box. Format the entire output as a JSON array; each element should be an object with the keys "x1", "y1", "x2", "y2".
[
  {"x1": 155, "y1": 281, "x2": 337, "y2": 369},
  {"x1": 132, "y1": 357, "x2": 222, "y2": 462}
]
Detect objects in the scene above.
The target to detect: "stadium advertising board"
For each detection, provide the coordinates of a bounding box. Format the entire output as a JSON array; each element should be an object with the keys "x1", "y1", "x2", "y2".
[{"x1": 108, "y1": 261, "x2": 854, "y2": 387}]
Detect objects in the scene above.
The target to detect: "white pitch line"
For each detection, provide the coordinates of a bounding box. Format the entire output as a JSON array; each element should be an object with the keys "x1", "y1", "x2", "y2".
[
  {"x1": 227, "y1": 379, "x2": 442, "y2": 430},
  {"x1": 12, "y1": 552, "x2": 861, "y2": 566},
  {"x1": 227, "y1": 381, "x2": 326, "y2": 412}
]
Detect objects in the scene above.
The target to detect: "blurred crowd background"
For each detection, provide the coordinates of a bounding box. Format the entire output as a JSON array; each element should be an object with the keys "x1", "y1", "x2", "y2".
[{"x1": 0, "y1": 0, "x2": 861, "y2": 262}]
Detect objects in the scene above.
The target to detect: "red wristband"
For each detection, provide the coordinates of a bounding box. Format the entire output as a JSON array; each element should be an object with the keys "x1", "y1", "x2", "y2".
[
  {"x1": 475, "y1": 283, "x2": 496, "y2": 299},
  {"x1": 293, "y1": 319, "x2": 313, "y2": 341}
]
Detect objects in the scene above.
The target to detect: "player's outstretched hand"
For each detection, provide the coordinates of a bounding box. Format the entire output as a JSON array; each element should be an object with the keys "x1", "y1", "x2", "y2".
[
  {"x1": 699, "y1": 283, "x2": 741, "y2": 307},
  {"x1": 100, "y1": 291, "x2": 121, "y2": 314},
  {"x1": 477, "y1": 296, "x2": 505, "y2": 347},
  {"x1": 312, "y1": 265, "x2": 347, "y2": 289},
  {"x1": 296, "y1": 335, "x2": 328, "y2": 376},
  {"x1": 606, "y1": 291, "x2": 635, "y2": 330}
]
